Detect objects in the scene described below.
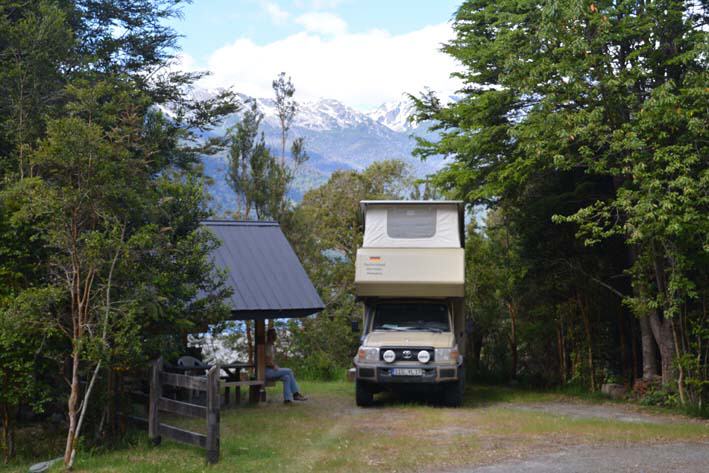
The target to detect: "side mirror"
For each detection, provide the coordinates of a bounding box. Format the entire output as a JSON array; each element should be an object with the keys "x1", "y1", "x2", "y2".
[{"x1": 351, "y1": 320, "x2": 360, "y2": 333}]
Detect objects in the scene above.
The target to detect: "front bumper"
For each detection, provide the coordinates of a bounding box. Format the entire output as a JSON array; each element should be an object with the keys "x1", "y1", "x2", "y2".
[{"x1": 355, "y1": 363, "x2": 460, "y2": 384}]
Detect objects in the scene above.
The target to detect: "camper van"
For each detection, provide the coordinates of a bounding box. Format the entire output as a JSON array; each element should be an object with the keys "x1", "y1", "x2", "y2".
[{"x1": 353, "y1": 201, "x2": 466, "y2": 406}]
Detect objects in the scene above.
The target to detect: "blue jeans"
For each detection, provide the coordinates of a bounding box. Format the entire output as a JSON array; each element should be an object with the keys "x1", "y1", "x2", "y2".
[{"x1": 266, "y1": 367, "x2": 300, "y2": 401}]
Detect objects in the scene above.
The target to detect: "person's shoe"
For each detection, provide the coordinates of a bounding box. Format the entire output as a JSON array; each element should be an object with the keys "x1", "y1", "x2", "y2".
[
  {"x1": 284, "y1": 399, "x2": 293, "y2": 405},
  {"x1": 293, "y1": 393, "x2": 308, "y2": 401}
]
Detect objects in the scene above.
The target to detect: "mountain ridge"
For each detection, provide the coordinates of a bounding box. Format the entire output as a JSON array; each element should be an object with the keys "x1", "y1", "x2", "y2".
[{"x1": 200, "y1": 93, "x2": 443, "y2": 215}]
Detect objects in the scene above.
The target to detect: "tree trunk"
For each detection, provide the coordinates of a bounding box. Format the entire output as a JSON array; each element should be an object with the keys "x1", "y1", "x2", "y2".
[
  {"x1": 557, "y1": 321, "x2": 566, "y2": 384},
  {"x1": 649, "y1": 242, "x2": 676, "y2": 386},
  {"x1": 638, "y1": 315, "x2": 659, "y2": 379},
  {"x1": 1, "y1": 403, "x2": 15, "y2": 463},
  {"x1": 64, "y1": 347, "x2": 81, "y2": 466},
  {"x1": 618, "y1": 309, "x2": 628, "y2": 383},
  {"x1": 577, "y1": 293, "x2": 596, "y2": 391},
  {"x1": 469, "y1": 330, "x2": 483, "y2": 374},
  {"x1": 670, "y1": 319, "x2": 687, "y2": 405},
  {"x1": 507, "y1": 301, "x2": 518, "y2": 380},
  {"x1": 629, "y1": 316, "x2": 639, "y2": 380},
  {"x1": 648, "y1": 311, "x2": 676, "y2": 386}
]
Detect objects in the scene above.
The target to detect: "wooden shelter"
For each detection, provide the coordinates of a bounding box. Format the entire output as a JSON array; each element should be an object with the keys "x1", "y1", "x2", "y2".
[{"x1": 202, "y1": 220, "x2": 324, "y2": 399}]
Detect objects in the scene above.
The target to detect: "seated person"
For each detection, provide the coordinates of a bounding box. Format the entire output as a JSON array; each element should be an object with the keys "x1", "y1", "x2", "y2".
[{"x1": 265, "y1": 327, "x2": 308, "y2": 404}]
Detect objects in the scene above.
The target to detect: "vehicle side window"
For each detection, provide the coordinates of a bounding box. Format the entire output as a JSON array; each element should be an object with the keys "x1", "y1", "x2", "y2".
[{"x1": 387, "y1": 207, "x2": 436, "y2": 239}]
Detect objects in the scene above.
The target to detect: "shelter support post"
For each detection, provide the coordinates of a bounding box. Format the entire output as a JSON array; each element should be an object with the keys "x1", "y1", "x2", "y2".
[{"x1": 249, "y1": 320, "x2": 266, "y2": 403}]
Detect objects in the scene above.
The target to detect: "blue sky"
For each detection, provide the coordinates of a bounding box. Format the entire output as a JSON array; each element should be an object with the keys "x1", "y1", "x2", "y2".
[{"x1": 167, "y1": 0, "x2": 463, "y2": 110}]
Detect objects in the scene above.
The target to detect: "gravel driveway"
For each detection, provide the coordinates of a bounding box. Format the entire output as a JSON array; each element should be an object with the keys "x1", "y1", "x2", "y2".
[
  {"x1": 452, "y1": 442, "x2": 709, "y2": 473},
  {"x1": 441, "y1": 397, "x2": 709, "y2": 473}
]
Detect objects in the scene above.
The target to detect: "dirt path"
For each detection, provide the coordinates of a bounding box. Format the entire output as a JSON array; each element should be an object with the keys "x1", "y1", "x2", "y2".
[
  {"x1": 266, "y1": 385, "x2": 709, "y2": 473},
  {"x1": 452, "y1": 442, "x2": 709, "y2": 473},
  {"x1": 503, "y1": 400, "x2": 703, "y2": 425},
  {"x1": 432, "y1": 396, "x2": 709, "y2": 473}
]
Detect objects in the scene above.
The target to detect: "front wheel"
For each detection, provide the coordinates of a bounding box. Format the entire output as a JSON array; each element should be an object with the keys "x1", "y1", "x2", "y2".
[{"x1": 356, "y1": 379, "x2": 374, "y2": 407}]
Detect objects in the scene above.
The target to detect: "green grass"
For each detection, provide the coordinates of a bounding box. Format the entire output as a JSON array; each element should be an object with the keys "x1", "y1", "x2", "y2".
[{"x1": 2, "y1": 382, "x2": 707, "y2": 473}]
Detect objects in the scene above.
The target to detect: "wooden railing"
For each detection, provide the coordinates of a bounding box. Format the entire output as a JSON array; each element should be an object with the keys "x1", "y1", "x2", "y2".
[{"x1": 148, "y1": 357, "x2": 220, "y2": 464}]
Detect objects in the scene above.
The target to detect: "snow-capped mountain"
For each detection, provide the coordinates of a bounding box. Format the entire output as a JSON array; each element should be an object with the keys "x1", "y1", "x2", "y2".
[
  {"x1": 201, "y1": 94, "x2": 443, "y2": 214},
  {"x1": 366, "y1": 97, "x2": 417, "y2": 132},
  {"x1": 256, "y1": 97, "x2": 374, "y2": 131}
]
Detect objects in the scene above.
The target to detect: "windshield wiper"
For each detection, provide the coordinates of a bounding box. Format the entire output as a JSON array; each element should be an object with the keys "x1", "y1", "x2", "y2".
[
  {"x1": 377, "y1": 324, "x2": 446, "y2": 332},
  {"x1": 377, "y1": 325, "x2": 409, "y2": 331}
]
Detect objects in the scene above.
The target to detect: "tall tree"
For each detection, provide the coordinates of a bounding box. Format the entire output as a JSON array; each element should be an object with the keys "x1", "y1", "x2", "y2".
[
  {"x1": 272, "y1": 72, "x2": 297, "y2": 165},
  {"x1": 227, "y1": 100, "x2": 290, "y2": 220},
  {"x1": 413, "y1": 0, "x2": 707, "y2": 402},
  {"x1": 0, "y1": 1, "x2": 238, "y2": 465}
]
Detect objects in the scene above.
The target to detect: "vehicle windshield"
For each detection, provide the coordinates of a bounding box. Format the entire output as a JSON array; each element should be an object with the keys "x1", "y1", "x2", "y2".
[{"x1": 372, "y1": 303, "x2": 449, "y2": 332}]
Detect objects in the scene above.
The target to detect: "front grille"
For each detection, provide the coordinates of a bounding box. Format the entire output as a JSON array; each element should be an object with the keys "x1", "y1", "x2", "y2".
[
  {"x1": 380, "y1": 347, "x2": 435, "y2": 363},
  {"x1": 358, "y1": 367, "x2": 375, "y2": 378},
  {"x1": 440, "y1": 368, "x2": 456, "y2": 378}
]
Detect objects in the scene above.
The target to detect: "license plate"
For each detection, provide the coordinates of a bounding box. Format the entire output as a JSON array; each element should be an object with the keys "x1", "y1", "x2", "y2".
[{"x1": 391, "y1": 368, "x2": 423, "y2": 376}]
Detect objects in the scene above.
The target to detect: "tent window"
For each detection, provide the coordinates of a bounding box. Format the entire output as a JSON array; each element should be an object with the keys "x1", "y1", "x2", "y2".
[{"x1": 387, "y1": 207, "x2": 436, "y2": 239}]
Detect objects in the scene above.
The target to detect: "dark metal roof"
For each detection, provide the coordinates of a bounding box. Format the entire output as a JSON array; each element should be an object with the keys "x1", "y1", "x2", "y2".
[{"x1": 203, "y1": 220, "x2": 324, "y2": 320}]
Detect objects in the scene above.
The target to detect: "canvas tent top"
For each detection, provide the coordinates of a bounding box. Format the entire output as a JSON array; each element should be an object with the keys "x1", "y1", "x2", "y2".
[
  {"x1": 360, "y1": 200, "x2": 465, "y2": 248},
  {"x1": 203, "y1": 220, "x2": 324, "y2": 320}
]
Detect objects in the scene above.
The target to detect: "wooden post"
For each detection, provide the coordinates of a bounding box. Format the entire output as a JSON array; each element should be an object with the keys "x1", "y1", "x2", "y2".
[
  {"x1": 206, "y1": 365, "x2": 220, "y2": 464},
  {"x1": 148, "y1": 357, "x2": 162, "y2": 446},
  {"x1": 250, "y1": 319, "x2": 267, "y2": 403}
]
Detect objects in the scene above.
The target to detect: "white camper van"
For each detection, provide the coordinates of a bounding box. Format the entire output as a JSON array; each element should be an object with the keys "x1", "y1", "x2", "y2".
[{"x1": 353, "y1": 201, "x2": 466, "y2": 406}]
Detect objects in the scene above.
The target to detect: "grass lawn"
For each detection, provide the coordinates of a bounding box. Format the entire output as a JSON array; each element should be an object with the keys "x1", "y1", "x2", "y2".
[{"x1": 2, "y1": 382, "x2": 708, "y2": 473}]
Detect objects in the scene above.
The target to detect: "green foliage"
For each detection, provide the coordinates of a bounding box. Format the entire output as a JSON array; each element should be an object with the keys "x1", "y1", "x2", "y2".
[
  {"x1": 413, "y1": 0, "x2": 707, "y2": 402},
  {"x1": 272, "y1": 72, "x2": 298, "y2": 162},
  {"x1": 280, "y1": 160, "x2": 413, "y2": 379},
  {"x1": 0, "y1": 287, "x2": 61, "y2": 462},
  {"x1": 638, "y1": 385, "x2": 680, "y2": 408},
  {"x1": 0, "y1": 0, "x2": 238, "y2": 464},
  {"x1": 227, "y1": 100, "x2": 288, "y2": 220}
]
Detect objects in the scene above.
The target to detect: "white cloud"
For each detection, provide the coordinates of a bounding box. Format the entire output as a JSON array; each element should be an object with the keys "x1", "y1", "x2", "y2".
[
  {"x1": 292, "y1": 0, "x2": 345, "y2": 9},
  {"x1": 167, "y1": 52, "x2": 197, "y2": 77},
  {"x1": 262, "y1": 1, "x2": 290, "y2": 24},
  {"x1": 294, "y1": 12, "x2": 347, "y2": 35},
  {"x1": 200, "y1": 23, "x2": 461, "y2": 110}
]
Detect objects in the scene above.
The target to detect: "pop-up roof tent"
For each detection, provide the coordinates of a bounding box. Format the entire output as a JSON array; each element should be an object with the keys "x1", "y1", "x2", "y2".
[
  {"x1": 361, "y1": 200, "x2": 465, "y2": 248},
  {"x1": 203, "y1": 220, "x2": 324, "y2": 320},
  {"x1": 355, "y1": 201, "x2": 465, "y2": 298}
]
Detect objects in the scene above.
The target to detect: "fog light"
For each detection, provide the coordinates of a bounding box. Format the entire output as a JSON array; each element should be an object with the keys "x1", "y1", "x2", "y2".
[
  {"x1": 417, "y1": 350, "x2": 431, "y2": 363},
  {"x1": 383, "y1": 349, "x2": 396, "y2": 363}
]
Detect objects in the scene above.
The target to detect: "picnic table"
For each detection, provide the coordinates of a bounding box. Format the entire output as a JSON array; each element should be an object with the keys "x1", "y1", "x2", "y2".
[{"x1": 165, "y1": 359, "x2": 269, "y2": 405}]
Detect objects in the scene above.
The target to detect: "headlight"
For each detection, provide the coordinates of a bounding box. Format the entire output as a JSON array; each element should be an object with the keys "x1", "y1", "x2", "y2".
[
  {"x1": 358, "y1": 346, "x2": 379, "y2": 362},
  {"x1": 383, "y1": 349, "x2": 396, "y2": 363},
  {"x1": 417, "y1": 350, "x2": 431, "y2": 363},
  {"x1": 435, "y1": 346, "x2": 459, "y2": 362}
]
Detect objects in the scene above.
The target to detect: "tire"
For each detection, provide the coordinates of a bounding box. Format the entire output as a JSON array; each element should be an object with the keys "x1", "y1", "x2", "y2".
[
  {"x1": 443, "y1": 365, "x2": 465, "y2": 407},
  {"x1": 356, "y1": 379, "x2": 374, "y2": 407}
]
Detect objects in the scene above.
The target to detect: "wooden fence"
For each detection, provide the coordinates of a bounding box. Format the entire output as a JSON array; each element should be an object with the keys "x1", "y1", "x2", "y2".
[{"x1": 148, "y1": 357, "x2": 220, "y2": 464}]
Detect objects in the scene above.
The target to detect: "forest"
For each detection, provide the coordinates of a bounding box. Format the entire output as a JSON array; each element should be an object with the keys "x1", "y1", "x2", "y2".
[{"x1": 0, "y1": 0, "x2": 707, "y2": 469}]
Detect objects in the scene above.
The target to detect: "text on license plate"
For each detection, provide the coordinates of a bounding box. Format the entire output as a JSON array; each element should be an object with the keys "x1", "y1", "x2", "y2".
[{"x1": 391, "y1": 368, "x2": 423, "y2": 376}]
